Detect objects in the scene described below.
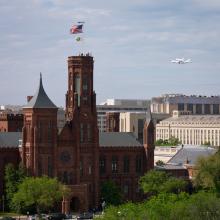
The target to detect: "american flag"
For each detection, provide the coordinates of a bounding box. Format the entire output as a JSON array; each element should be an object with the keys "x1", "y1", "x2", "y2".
[{"x1": 70, "y1": 24, "x2": 83, "y2": 34}]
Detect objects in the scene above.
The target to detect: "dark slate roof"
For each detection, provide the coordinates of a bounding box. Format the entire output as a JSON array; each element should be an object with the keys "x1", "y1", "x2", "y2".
[
  {"x1": 156, "y1": 164, "x2": 186, "y2": 170},
  {"x1": 24, "y1": 74, "x2": 57, "y2": 109},
  {"x1": 0, "y1": 132, "x2": 22, "y2": 148},
  {"x1": 167, "y1": 145, "x2": 217, "y2": 166},
  {"x1": 99, "y1": 132, "x2": 142, "y2": 147}
]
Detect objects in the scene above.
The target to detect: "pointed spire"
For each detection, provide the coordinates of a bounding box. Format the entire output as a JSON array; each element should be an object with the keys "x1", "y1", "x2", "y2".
[{"x1": 24, "y1": 73, "x2": 57, "y2": 109}]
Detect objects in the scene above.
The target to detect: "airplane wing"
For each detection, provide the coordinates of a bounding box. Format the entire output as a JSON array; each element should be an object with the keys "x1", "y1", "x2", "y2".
[
  {"x1": 171, "y1": 60, "x2": 178, "y2": 63},
  {"x1": 185, "y1": 59, "x2": 192, "y2": 63}
]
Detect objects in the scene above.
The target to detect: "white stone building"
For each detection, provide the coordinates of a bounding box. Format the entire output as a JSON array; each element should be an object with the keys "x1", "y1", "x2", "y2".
[{"x1": 156, "y1": 111, "x2": 220, "y2": 146}]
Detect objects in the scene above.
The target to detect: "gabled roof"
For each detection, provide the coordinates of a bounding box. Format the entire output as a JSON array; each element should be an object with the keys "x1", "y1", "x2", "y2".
[
  {"x1": 0, "y1": 132, "x2": 22, "y2": 148},
  {"x1": 99, "y1": 132, "x2": 142, "y2": 147},
  {"x1": 167, "y1": 145, "x2": 217, "y2": 166},
  {"x1": 24, "y1": 74, "x2": 57, "y2": 109}
]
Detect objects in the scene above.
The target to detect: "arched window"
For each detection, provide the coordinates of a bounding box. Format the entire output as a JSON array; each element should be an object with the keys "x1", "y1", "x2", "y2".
[
  {"x1": 112, "y1": 156, "x2": 118, "y2": 173},
  {"x1": 99, "y1": 156, "x2": 106, "y2": 175},
  {"x1": 136, "y1": 155, "x2": 142, "y2": 173}
]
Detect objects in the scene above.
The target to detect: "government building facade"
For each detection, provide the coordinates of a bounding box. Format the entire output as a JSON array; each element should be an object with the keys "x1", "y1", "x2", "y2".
[{"x1": 156, "y1": 110, "x2": 220, "y2": 146}]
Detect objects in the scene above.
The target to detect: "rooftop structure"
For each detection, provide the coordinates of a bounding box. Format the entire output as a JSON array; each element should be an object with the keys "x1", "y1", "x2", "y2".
[
  {"x1": 151, "y1": 94, "x2": 220, "y2": 115},
  {"x1": 99, "y1": 132, "x2": 142, "y2": 147},
  {"x1": 156, "y1": 112, "x2": 220, "y2": 146},
  {"x1": 0, "y1": 132, "x2": 22, "y2": 148},
  {"x1": 167, "y1": 145, "x2": 216, "y2": 166},
  {"x1": 97, "y1": 99, "x2": 149, "y2": 132},
  {"x1": 24, "y1": 74, "x2": 57, "y2": 109},
  {"x1": 157, "y1": 145, "x2": 217, "y2": 179}
]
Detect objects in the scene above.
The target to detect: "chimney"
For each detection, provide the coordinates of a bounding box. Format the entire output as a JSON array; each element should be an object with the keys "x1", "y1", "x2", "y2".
[{"x1": 27, "y1": 96, "x2": 33, "y2": 102}]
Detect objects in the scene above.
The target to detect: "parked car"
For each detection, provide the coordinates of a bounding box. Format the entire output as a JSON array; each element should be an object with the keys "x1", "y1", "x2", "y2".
[
  {"x1": 47, "y1": 213, "x2": 66, "y2": 220},
  {"x1": 1, "y1": 217, "x2": 16, "y2": 220},
  {"x1": 77, "y1": 212, "x2": 93, "y2": 219},
  {"x1": 27, "y1": 213, "x2": 48, "y2": 220}
]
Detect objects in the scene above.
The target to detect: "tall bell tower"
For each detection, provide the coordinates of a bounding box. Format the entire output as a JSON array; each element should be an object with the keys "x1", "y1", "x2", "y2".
[
  {"x1": 62, "y1": 54, "x2": 99, "y2": 212},
  {"x1": 65, "y1": 54, "x2": 96, "y2": 120}
]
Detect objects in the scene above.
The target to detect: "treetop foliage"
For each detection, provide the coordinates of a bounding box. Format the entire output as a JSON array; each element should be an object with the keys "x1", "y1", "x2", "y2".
[
  {"x1": 139, "y1": 170, "x2": 187, "y2": 195},
  {"x1": 12, "y1": 176, "x2": 69, "y2": 214}
]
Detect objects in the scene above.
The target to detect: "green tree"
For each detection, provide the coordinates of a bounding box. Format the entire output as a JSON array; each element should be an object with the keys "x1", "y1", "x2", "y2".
[
  {"x1": 97, "y1": 191, "x2": 220, "y2": 220},
  {"x1": 202, "y1": 141, "x2": 211, "y2": 146},
  {"x1": 100, "y1": 180, "x2": 122, "y2": 206},
  {"x1": 12, "y1": 176, "x2": 69, "y2": 214},
  {"x1": 194, "y1": 151, "x2": 220, "y2": 193},
  {"x1": 155, "y1": 160, "x2": 165, "y2": 166},
  {"x1": 139, "y1": 170, "x2": 187, "y2": 195},
  {"x1": 155, "y1": 139, "x2": 164, "y2": 146},
  {"x1": 4, "y1": 163, "x2": 27, "y2": 210},
  {"x1": 169, "y1": 136, "x2": 180, "y2": 146}
]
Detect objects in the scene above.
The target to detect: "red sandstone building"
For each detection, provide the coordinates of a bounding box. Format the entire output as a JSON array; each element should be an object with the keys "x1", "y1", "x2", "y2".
[
  {"x1": 0, "y1": 113, "x2": 23, "y2": 132},
  {"x1": 0, "y1": 54, "x2": 154, "y2": 212}
]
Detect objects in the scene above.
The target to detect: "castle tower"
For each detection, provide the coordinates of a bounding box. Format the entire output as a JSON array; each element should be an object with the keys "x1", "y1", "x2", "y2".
[
  {"x1": 143, "y1": 110, "x2": 154, "y2": 170},
  {"x1": 60, "y1": 54, "x2": 99, "y2": 212},
  {"x1": 22, "y1": 74, "x2": 58, "y2": 176},
  {"x1": 65, "y1": 54, "x2": 96, "y2": 120}
]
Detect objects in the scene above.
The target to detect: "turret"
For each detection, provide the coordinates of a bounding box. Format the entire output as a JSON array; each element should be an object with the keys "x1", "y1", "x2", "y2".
[{"x1": 22, "y1": 74, "x2": 58, "y2": 176}]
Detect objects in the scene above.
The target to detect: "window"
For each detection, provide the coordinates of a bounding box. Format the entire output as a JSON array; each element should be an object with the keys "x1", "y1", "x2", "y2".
[
  {"x1": 204, "y1": 104, "x2": 210, "y2": 114},
  {"x1": 178, "y1": 103, "x2": 184, "y2": 111},
  {"x1": 48, "y1": 156, "x2": 52, "y2": 177},
  {"x1": 187, "y1": 104, "x2": 193, "y2": 113},
  {"x1": 123, "y1": 156, "x2": 130, "y2": 173},
  {"x1": 38, "y1": 157, "x2": 42, "y2": 176},
  {"x1": 80, "y1": 161, "x2": 83, "y2": 177},
  {"x1": 196, "y1": 104, "x2": 202, "y2": 114},
  {"x1": 83, "y1": 96, "x2": 88, "y2": 105},
  {"x1": 48, "y1": 121, "x2": 52, "y2": 143},
  {"x1": 136, "y1": 155, "x2": 142, "y2": 173},
  {"x1": 99, "y1": 157, "x2": 106, "y2": 174},
  {"x1": 38, "y1": 121, "x2": 42, "y2": 143},
  {"x1": 83, "y1": 76, "x2": 88, "y2": 91},
  {"x1": 63, "y1": 171, "x2": 68, "y2": 184},
  {"x1": 88, "y1": 164, "x2": 92, "y2": 175},
  {"x1": 112, "y1": 156, "x2": 118, "y2": 173},
  {"x1": 87, "y1": 124, "x2": 92, "y2": 142},
  {"x1": 123, "y1": 184, "x2": 129, "y2": 194},
  {"x1": 74, "y1": 75, "x2": 81, "y2": 106},
  {"x1": 213, "y1": 104, "x2": 219, "y2": 114},
  {"x1": 80, "y1": 123, "x2": 84, "y2": 142}
]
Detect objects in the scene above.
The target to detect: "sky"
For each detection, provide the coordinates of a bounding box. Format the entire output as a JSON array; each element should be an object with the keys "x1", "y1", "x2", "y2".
[{"x1": 0, "y1": 0, "x2": 220, "y2": 107}]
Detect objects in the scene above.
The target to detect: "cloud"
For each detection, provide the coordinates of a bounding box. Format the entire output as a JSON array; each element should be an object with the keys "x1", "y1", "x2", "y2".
[{"x1": 0, "y1": 0, "x2": 220, "y2": 105}]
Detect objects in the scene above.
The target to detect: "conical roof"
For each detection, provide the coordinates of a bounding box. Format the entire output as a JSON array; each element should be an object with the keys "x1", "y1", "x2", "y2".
[{"x1": 24, "y1": 74, "x2": 57, "y2": 109}]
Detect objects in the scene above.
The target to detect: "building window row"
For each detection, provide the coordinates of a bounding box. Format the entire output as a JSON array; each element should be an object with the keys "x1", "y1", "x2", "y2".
[{"x1": 99, "y1": 155, "x2": 143, "y2": 175}]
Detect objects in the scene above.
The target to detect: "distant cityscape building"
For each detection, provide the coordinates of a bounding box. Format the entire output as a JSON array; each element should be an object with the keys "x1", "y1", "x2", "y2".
[
  {"x1": 151, "y1": 94, "x2": 220, "y2": 115},
  {"x1": 106, "y1": 112, "x2": 120, "y2": 132},
  {"x1": 154, "y1": 146, "x2": 181, "y2": 165},
  {"x1": 158, "y1": 145, "x2": 217, "y2": 179},
  {"x1": 120, "y1": 112, "x2": 146, "y2": 143},
  {"x1": 120, "y1": 112, "x2": 170, "y2": 143},
  {"x1": 156, "y1": 110, "x2": 220, "y2": 146},
  {"x1": 97, "y1": 99, "x2": 149, "y2": 132}
]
